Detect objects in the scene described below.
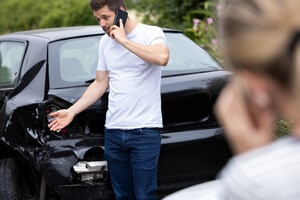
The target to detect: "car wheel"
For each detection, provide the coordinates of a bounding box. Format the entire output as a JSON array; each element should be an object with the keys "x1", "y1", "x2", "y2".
[{"x1": 0, "y1": 158, "x2": 20, "y2": 200}]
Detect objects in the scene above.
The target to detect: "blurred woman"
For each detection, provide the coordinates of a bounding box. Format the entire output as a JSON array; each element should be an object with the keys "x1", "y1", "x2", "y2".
[{"x1": 215, "y1": 0, "x2": 300, "y2": 199}]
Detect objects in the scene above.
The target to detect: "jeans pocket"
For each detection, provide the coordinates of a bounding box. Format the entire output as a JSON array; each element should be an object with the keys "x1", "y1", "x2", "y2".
[{"x1": 139, "y1": 128, "x2": 160, "y2": 136}]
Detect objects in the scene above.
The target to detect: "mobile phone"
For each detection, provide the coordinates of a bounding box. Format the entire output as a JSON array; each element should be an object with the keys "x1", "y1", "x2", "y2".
[
  {"x1": 238, "y1": 80, "x2": 261, "y2": 128},
  {"x1": 114, "y1": 9, "x2": 128, "y2": 27}
]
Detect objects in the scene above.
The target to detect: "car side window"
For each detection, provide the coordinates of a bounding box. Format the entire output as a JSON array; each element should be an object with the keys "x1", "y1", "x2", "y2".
[
  {"x1": 59, "y1": 38, "x2": 99, "y2": 82},
  {"x1": 0, "y1": 41, "x2": 26, "y2": 88},
  {"x1": 49, "y1": 36, "x2": 101, "y2": 88}
]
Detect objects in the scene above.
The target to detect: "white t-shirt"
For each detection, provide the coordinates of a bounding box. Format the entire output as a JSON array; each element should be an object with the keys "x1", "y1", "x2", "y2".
[
  {"x1": 97, "y1": 23, "x2": 167, "y2": 129},
  {"x1": 218, "y1": 136, "x2": 300, "y2": 200}
]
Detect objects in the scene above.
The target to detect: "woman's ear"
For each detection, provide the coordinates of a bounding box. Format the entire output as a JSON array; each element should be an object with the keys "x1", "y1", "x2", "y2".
[{"x1": 238, "y1": 71, "x2": 271, "y2": 109}]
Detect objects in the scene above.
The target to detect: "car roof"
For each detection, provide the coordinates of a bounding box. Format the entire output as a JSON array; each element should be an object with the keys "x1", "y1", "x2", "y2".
[
  {"x1": 0, "y1": 25, "x2": 182, "y2": 42},
  {"x1": 0, "y1": 26, "x2": 104, "y2": 41}
]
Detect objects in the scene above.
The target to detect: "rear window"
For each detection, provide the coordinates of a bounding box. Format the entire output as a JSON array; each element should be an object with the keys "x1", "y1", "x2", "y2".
[
  {"x1": 0, "y1": 41, "x2": 26, "y2": 88},
  {"x1": 163, "y1": 32, "x2": 221, "y2": 75}
]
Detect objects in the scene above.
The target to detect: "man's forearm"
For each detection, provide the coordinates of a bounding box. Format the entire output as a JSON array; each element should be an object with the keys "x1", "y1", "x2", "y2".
[
  {"x1": 121, "y1": 40, "x2": 169, "y2": 66},
  {"x1": 68, "y1": 78, "x2": 108, "y2": 116}
]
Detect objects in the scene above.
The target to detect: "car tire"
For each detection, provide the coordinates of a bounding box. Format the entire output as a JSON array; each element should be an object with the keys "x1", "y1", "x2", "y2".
[{"x1": 0, "y1": 158, "x2": 20, "y2": 200}]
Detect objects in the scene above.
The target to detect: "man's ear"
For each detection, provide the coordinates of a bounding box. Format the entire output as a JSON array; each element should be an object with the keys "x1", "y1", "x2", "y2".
[{"x1": 119, "y1": 5, "x2": 126, "y2": 11}]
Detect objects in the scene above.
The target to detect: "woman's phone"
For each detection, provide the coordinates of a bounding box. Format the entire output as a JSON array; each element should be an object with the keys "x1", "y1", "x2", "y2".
[
  {"x1": 114, "y1": 9, "x2": 128, "y2": 27},
  {"x1": 238, "y1": 80, "x2": 261, "y2": 128}
]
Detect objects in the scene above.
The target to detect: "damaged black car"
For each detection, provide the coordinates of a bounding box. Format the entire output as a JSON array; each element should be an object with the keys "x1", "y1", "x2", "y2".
[{"x1": 0, "y1": 26, "x2": 232, "y2": 200}]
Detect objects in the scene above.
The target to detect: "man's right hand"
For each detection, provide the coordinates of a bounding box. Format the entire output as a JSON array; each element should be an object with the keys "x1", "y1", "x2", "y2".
[{"x1": 48, "y1": 109, "x2": 75, "y2": 131}]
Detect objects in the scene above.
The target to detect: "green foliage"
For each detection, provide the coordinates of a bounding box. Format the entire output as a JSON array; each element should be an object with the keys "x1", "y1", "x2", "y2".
[
  {"x1": 0, "y1": 0, "x2": 96, "y2": 34},
  {"x1": 129, "y1": 0, "x2": 221, "y2": 58},
  {"x1": 274, "y1": 119, "x2": 292, "y2": 138},
  {"x1": 183, "y1": 1, "x2": 220, "y2": 60},
  {"x1": 0, "y1": 0, "x2": 211, "y2": 35},
  {"x1": 0, "y1": 0, "x2": 46, "y2": 33},
  {"x1": 131, "y1": 0, "x2": 207, "y2": 30},
  {"x1": 38, "y1": 0, "x2": 96, "y2": 29}
]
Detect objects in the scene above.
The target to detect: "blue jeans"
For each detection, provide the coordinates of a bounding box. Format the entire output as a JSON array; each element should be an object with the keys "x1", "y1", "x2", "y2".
[{"x1": 104, "y1": 128, "x2": 161, "y2": 200}]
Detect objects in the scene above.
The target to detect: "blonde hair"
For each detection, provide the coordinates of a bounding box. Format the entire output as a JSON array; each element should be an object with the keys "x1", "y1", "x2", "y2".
[{"x1": 219, "y1": 0, "x2": 300, "y2": 95}]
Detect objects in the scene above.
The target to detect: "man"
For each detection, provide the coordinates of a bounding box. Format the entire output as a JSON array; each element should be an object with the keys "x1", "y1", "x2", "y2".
[{"x1": 48, "y1": 0, "x2": 169, "y2": 199}]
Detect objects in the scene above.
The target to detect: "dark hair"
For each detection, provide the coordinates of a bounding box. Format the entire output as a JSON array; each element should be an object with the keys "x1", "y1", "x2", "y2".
[{"x1": 89, "y1": 0, "x2": 126, "y2": 12}]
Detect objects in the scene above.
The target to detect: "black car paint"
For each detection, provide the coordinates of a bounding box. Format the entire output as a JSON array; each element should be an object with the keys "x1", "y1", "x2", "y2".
[{"x1": 0, "y1": 26, "x2": 232, "y2": 199}]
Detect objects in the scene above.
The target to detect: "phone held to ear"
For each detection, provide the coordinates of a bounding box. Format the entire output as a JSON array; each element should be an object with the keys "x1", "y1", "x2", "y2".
[
  {"x1": 114, "y1": 9, "x2": 128, "y2": 27},
  {"x1": 238, "y1": 80, "x2": 270, "y2": 129}
]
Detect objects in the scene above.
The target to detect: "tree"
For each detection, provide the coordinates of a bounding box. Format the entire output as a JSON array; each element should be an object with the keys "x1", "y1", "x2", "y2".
[
  {"x1": 128, "y1": 0, "x2": 208, "y2": 30},
  {"x1": 0, "y1": 0, "x2": 96, "y2": 34},
  {"x1": 0, "y1": 0, "x2": 48, "y2": 34},
  {"x1": 0, "y1": 0, "x2": 216, "y2": 40},
  {"x1": 39, "y1": 0, "x2": 96, "y2": 29}
]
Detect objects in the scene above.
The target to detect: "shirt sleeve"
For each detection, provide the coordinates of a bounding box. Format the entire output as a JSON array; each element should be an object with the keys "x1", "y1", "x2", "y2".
[
  {"x1": 147, "y1": 26, "x2": 167, "y2": 46},
  {"x1": 97, "y1": 36, "x2": 108, "y2": 71}
]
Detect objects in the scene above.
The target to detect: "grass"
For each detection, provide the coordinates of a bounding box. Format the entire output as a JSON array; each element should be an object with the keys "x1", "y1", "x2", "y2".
[{"x1": 274, "y1": 119, "x2": 293, "y2": 138}]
